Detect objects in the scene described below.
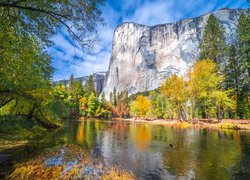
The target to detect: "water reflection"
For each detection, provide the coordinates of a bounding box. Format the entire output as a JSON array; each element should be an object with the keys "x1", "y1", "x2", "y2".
[{"x1": 1, "y1": 119, "x2": 250, "y2": 179}]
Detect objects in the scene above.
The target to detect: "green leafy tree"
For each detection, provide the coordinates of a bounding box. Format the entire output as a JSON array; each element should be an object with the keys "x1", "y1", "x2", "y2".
[
  {"x1": 0, "y1": 21, "x2": 59, "y2": 127},
  {"x1": 46, "y1": 83, "x2": 70, "y2": 118},
  {"x1": 189, "y1": 59, "x2": 234, "y2": 121},
  {"x1": 85, "y1": 92, "x2": 97, "y2": 117},
  {"x1": 199, "y1": 14, "x2": 226, "y2": 64},
  {"x1": 0, "y1": 0, "x2": 104, "y2": 49},
  {"x1": 149, "y1": 91, "x2": 168, "y2": 119}
]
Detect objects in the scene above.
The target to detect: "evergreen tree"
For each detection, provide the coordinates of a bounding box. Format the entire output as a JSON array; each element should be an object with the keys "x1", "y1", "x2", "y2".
[
  {"x1": 235, "y1": 13, "x2": 250, "y2": 118},
  {"x1": 113, "y1": 87, "x2": 117, "y2": 107},
  {"x1": 68, "y1": 74, "x2": 75, "y2": 93},
  {"x1": 109, "y1": 92, "x2": 113, "y2": 105},
  {"x1": 199, "y1": 14, "x2": 226, "y2": 64},
  {"x1": 224, "y1": 45, "x2": 242, "y2": 118},
  {"x1": 75, "y1": 80, "x2": 84, "y2": 98},
  {"x1": 237, "y1": 13, "x2": 250, "y2": 78},
  {"x1": 85, "y1": 75, "x2": 95, "y2": 97},
  {"x1": 101, "y1": 92, "x2": 106, "y2": 105}
]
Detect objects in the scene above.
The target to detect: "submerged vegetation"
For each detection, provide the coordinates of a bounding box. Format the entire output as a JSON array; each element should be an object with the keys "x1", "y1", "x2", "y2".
[{"x1": 9, "y1": 144, "x2": 134, "y2": 179}]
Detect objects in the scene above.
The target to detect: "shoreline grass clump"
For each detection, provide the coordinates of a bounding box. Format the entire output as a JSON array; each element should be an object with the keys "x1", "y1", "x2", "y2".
[{"x1": 8, "y1": 144, "x2": 134, "y2": 180}]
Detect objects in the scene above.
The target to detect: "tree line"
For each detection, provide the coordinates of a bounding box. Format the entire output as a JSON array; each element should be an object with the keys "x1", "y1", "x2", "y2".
[
  {"x1": 128, "y1": 12, "x2": 249, "y2": 121},
  {"x1": 0, "y1": 1, "x2": 103, "y2": 130}
]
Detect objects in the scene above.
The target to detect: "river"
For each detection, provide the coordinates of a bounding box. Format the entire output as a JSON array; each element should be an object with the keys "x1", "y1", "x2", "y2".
[{"x1": 1, "y1": 119, "x2": 250, "y2": 179}]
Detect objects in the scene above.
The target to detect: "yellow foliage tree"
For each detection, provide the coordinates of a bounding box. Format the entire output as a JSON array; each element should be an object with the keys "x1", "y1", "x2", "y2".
[
  {"x1": 189, "y1": 59, "x2": 235, "y2": 120},
  {"x1": 160, "y1": 74, "x2": 188, "y2": 120},
  {"x1": 137, "y1": 95, "x2": 151, "y2": 119},
  {"x1": 79, "y1": 97, "x2": 88, "y2": 112},
  {"x1": 130, "y1": 95, "x2": 151, "y2": 119}
]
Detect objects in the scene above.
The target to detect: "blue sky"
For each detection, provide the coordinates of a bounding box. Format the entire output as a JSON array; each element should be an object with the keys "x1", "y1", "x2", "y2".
[{"x1": 49, "y1": 0, "x2": 249, "y2": 81}]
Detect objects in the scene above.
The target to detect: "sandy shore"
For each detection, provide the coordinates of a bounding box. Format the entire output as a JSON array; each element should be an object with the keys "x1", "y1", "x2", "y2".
[{"x1": 113, "y1": 118, "x2": 250, "y2": 130}]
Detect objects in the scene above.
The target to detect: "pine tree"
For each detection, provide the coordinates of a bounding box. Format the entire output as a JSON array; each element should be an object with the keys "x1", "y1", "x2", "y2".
[
  {"x1": 224, "y1": 45, "x2": 242, "y2": 118},
  {"x1": 199, "y1": 14, "x2": 226, "y2": 64},
  {"x1": 68, "y1": 73, "x2": 75, "y2": 93},
  {"x1": 235, "y1": 13, "x2": 250, "y2": 118},
  {"x1": 237, "y1": 13, "x2": 250, "y2": 78},
  {"x1": 109, "y1": 92, "x2": 113, "y2": 105},
  {"x1": 75, "y1": 80, "x2": 84, "y2": 99},
  {"x1": 101, "y1": 92, "x2": 106, "y2": 104},
  {"x1": 85, "y1": 75, "x2": 95, "y2": 97},
  {"x1": 113, "y1": 87, "x2": 117, "y2": 107}
]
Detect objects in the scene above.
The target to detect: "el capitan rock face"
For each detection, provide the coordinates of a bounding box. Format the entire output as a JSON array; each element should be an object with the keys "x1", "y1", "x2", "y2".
[{"x1": 102, "y1": 8, "x2": 247, "y2": 98}]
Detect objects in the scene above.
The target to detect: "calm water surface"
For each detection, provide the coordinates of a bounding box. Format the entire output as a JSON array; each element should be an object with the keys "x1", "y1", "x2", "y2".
[{"x1": 1, "y1": 119, "x2": 250, "y2": 179}]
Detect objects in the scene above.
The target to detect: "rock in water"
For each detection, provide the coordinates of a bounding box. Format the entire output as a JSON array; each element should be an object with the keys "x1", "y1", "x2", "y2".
[{"x1": 102, "y1": 8, "x2": 247, "y2": 98}]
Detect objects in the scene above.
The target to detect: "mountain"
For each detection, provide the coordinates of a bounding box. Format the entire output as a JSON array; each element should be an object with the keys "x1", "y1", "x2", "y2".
[
  {"x1": 102, "y1": 8, "x2": 247, "y2": 98},
  {"x1": 54, "y1": 72, "x2": 106, "y2": 95}
]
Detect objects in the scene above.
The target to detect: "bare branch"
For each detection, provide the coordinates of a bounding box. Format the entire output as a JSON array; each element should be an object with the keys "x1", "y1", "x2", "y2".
[{"x1": 0, "y1": 2, "x2": 70, "y2": 19}]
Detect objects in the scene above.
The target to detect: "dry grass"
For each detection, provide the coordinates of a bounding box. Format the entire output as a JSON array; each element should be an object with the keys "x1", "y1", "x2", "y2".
[
  {"x1": 172, "y1": 121, "x2": 191, "y2": 128},
  {"x1": 8, "y1": 144, "x2": 134, "y2": 180},
  {"x1": 102, "y1": 168, "x2": 135, "y2": 180}
]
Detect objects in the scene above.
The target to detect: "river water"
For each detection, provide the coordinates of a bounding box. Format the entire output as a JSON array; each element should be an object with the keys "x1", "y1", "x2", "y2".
[{"x1": 1, "y1": 119, "x2": 250, "y2": 179}]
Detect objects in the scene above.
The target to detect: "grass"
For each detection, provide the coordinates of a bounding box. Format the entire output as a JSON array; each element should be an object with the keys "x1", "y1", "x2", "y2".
[
  {"x1": 8, "y1": 144, "x2": 135, "y2": 179},
  {"x1": 220, "y1": 122, "x2": 239, "y2": 130},
  {"x1": 172, "y1": 121, "x2": 191, "y2": 128},
  {"x1": 0, "y1": 115, "x2": 60, "y2": 150}
]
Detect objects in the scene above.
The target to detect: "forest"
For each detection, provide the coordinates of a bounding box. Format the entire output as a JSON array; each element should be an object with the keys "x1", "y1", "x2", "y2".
[
  {"x1": 0, "y1": 1, "x2": 250, "y2": 179},
  {"x1": 0, "y1": 1, "x2": 249, "y2": 139}
]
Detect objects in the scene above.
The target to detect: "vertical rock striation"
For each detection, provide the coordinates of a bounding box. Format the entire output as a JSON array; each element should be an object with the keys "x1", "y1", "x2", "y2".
[{"x1": 102, "y1": 8, "x2": 247, "y2": 98}]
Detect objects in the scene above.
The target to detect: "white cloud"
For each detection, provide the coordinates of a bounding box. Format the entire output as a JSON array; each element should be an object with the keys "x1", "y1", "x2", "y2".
[{"x1": 50, "y1": 0, "x2": 248, "y2": 81}]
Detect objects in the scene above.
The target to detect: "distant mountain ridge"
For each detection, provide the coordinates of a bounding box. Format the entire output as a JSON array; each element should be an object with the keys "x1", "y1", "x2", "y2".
[{"x1": 54, "y1": 72, "x2": 106, "y2": 95}]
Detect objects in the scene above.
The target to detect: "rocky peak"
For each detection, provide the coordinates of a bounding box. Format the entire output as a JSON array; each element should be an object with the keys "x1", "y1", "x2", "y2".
[{"x1": 102, "y1": 8, "x2": 247, "y2": 98}]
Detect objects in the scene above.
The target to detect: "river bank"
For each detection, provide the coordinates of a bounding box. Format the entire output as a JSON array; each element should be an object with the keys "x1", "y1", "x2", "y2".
[
  {"x1": 115, "y1": 118, "x2": 250, "y2": 130},
  {"x1": 1, "y1": 119, "x2": 250, "y2": 179}
]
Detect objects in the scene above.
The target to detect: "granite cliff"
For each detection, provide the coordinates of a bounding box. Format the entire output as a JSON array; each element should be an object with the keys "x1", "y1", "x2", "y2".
[{"x1": 102, "y1": 8, "x2": 247, "y2": 98}]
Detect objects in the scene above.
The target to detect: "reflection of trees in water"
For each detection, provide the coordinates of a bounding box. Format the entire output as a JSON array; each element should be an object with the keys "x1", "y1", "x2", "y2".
[
  {"x1": 75, "y1": 120, "x2": 98, "y2": 148},
  {"x1": 129, "y1": 123, "x2": 152, "y2": 151},
  {"x1": 162, "y1": 128, "x2": 194, "y2": 177},
  {"x1": 193, "y1": 130, "x2": 242, "y2": 179},
  {"x1": 162, "y1": 128, "x2": 243, "y2": 179},
  {"x1": 7, "y1": 120, "x2": 247, "y2": 179},
  {"x1": 76, "y1": 121, "x2": 85, "y2": 144}
]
